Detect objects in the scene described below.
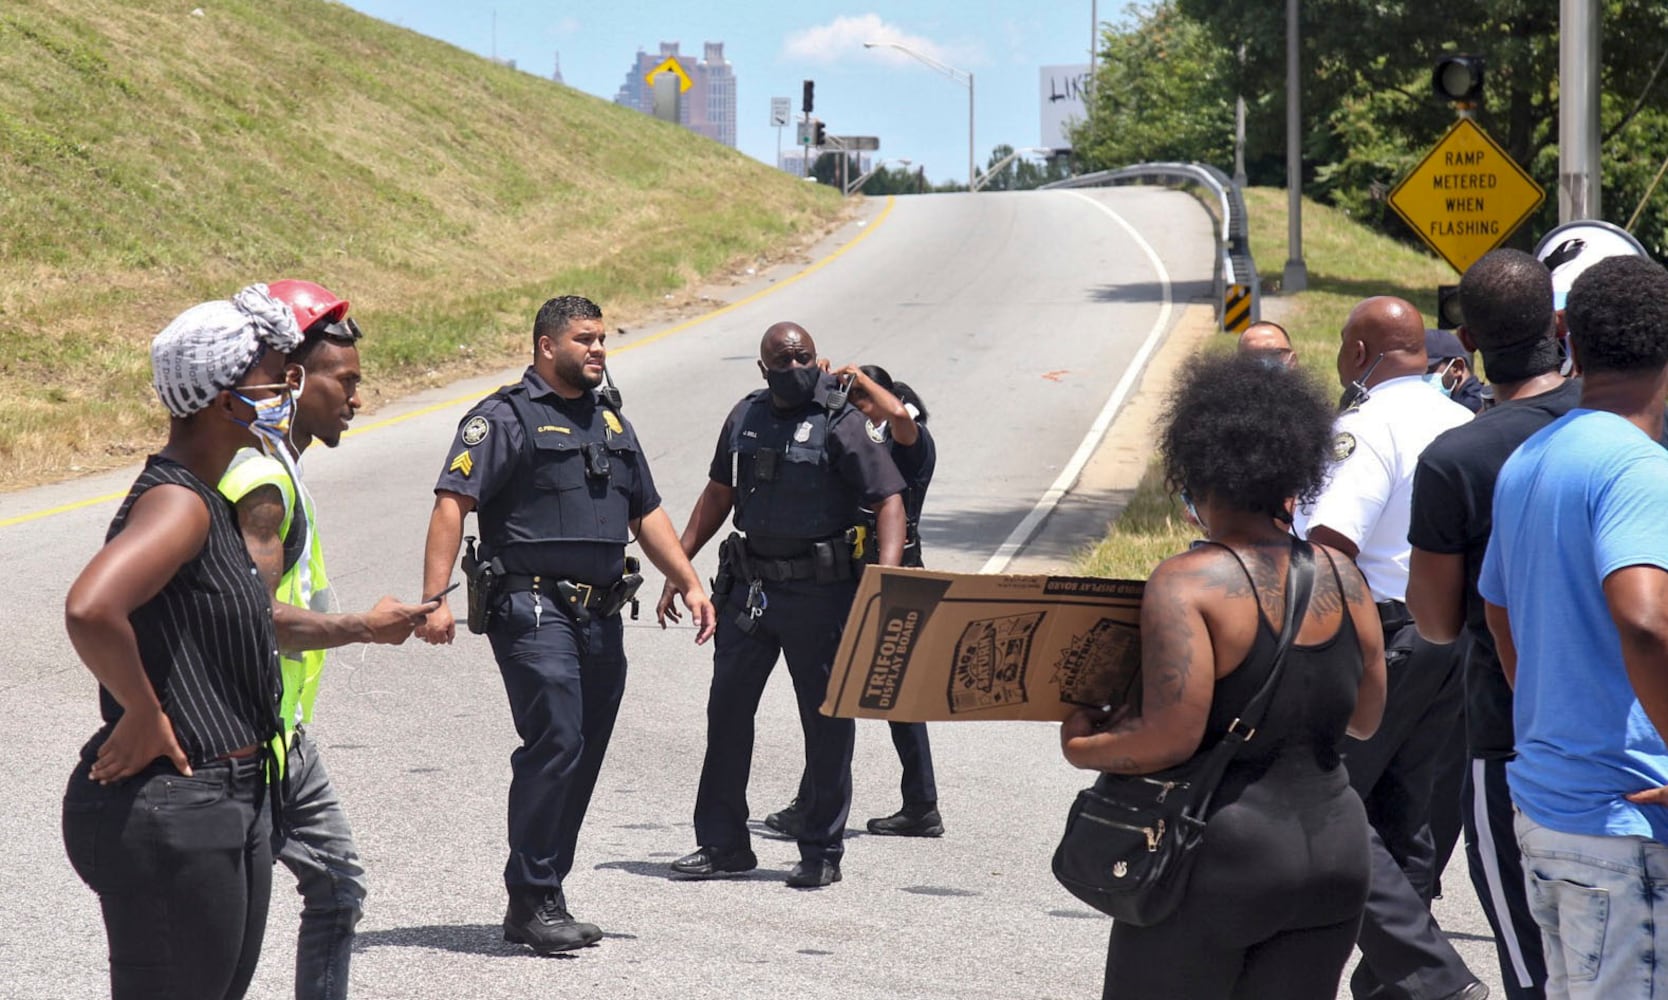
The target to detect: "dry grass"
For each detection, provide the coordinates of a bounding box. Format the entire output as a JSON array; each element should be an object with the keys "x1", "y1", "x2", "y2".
[
  {"x1": 0, "y1": 0, "x2": 844, "y2": 487},
  {"x1": 1075, "y1": 185, "x2": 1458, "y2": 580}
]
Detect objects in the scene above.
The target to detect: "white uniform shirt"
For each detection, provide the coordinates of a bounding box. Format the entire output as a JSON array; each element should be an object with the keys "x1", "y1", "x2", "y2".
[{"x1": 1294, "y1": 375, "x2": 1472, "y2": 602}]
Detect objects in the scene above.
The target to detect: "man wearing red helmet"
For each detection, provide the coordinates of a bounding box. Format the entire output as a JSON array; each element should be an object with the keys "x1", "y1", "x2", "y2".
[{"x1": 219, "y1": 279, "x2": 436, "y2": 1000}]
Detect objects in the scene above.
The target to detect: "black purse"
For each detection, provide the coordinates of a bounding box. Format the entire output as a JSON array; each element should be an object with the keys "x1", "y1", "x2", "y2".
[{"x1": 1051, "y1": 539, "x2": 1316, "y2": 926}]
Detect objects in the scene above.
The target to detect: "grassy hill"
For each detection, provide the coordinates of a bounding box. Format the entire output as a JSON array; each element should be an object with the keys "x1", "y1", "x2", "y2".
[{"x1": 0, "y1": 0, "x2": 842, "y2": 488}]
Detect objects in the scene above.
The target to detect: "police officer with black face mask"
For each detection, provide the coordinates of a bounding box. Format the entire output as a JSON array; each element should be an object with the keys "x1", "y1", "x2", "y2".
[
  {"x1": 417, "y1": 295, "x2": 715, "y2": 955},
  {"x1": 656, "y1": 321, "x2": 906, "y2": 889}
]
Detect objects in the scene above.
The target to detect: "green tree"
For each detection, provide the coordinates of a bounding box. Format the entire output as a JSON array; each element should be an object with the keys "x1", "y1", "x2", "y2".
[
  {"x1": 1070, "y1": 2, "x2": 1237, "y2": 171},
  {"x1": 1170, "y1": 0, "x2": 1668, "y2": 252}
]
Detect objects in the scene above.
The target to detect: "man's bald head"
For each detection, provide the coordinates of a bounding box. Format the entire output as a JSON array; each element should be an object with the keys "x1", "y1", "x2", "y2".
[
  {"x1": 761, "y1": 322, "x2": 816, "y2": 364},
  {"x1": 1238, "y1": 322, "x2": 1297, "y2": 367},
  {"x1": 1336, "y1": 296, "x2": 1429, "y2": 388}
]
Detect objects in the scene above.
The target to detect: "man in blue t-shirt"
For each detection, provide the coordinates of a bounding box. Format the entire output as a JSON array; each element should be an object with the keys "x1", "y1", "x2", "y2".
[{"x1": 1479, "y1": 254, "x2": 1668, "y2": 998}]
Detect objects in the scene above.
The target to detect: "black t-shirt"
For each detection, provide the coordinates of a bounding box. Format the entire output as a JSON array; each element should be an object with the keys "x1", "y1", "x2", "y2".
[{"x1": 1408, "y1": 377, "x2": 1581, "y2": 757}]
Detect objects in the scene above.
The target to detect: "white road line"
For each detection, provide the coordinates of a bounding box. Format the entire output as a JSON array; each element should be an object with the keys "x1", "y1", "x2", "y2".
[{"x1": 977, "y1": 189, "x2": 1176, "y2": 575}]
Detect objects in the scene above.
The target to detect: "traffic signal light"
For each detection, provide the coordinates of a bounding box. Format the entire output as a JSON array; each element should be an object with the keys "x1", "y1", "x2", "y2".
[
  {"x1": 802, "y1": 80, "x2": 814, "y2": 114},
  {"x1": 812, "y1": 120, "x2": 826, "y2": 146},
  {"x1": 1437, "y1": 284, "x2": 1464, "y2": 329},
  {"x1": 1433, "y1": 55, "x2": 1484, "y2": 105}
]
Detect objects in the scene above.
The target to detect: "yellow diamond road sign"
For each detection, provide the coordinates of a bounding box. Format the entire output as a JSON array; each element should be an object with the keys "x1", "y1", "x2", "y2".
[
  {"x1": 1387, "y1": 117, "x2": 1545, "y2": 275},
  {"x1": 644, "y1": 56, "x2": 692, "y2": 93}
]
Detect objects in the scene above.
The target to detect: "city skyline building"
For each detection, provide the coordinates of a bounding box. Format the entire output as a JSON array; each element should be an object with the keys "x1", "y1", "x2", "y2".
[{"x1": 613, "y1": 41, "x2": 736, "y2": 148}]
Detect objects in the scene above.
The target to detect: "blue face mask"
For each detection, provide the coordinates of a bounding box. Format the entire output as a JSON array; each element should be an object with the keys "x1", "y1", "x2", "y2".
[
  {"x1": 1423, "y1": 361, "x2": 1457, "y2": 396},
  {"x1": 232, "y1": 368, "x2": 304, "y2": 456}
]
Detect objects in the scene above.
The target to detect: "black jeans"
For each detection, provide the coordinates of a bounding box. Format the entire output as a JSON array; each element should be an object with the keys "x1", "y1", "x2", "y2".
[
  {"x1": 62, "y1": 754, "x2": 272, "y2": 1000},
  {"x1": 487, "y1": 589, "x2": 628, "y2": 899}
]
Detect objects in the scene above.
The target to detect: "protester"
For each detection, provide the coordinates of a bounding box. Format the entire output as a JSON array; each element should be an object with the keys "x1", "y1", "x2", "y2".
[
  {"x1": 1062, "y1": 353, "x2": 1386, "y2": 999},
  {"x1": 1425, "y1": 329, "x2": 1487, "y2": 413},
  {"x1": 1237, "y1": 320, "x2": 1299, "y2": 368},
  {"x1": 1408, "y1": 248, "x2": 1566, "y2": 999},
  {"x1": 61, "y1": 286, "x2": 302, "y2": 999},
  {"x1": 220, "y1": 279, "x2": 437, "y2": 999},
  {"x1": 1480, "y1": 254, "x2": 1668, "y2": 1000},
  {"x1": 1295, "y1": 296, "x2": 1484, "y2": 1000}
]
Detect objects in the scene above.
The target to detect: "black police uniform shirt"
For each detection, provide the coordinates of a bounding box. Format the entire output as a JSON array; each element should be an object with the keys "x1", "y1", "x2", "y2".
[
  {"x1": 865, "y1": 420, "x2": 935, "y2": 568},
  {"x1": 435, "y1": 367, "x2": 661, "y2": 587},
  {"x1": 708, "y1": 378, "x2": 905, "y2": 556},
  {"x1": 1407, "y1": 377, "x2": 1580, "y2": 759}
]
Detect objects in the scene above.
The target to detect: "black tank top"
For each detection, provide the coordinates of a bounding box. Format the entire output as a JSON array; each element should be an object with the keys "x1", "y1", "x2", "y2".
[{"x1": 1196, "y1": 544, "x2": 1362, "y2": 778}]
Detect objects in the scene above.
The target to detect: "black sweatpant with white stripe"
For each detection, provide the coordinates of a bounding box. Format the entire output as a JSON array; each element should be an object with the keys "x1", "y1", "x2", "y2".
[{"x1": 1462, "y1": 756, "x2": 1547, "y2": 1000}]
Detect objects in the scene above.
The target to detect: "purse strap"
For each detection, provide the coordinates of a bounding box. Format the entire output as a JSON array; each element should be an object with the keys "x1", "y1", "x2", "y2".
[{"x1": 1182, "y1": 538, "x2": 1316, "y2": 814}]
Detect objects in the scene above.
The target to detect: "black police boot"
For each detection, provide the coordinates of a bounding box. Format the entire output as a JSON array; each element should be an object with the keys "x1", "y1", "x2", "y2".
[
  {"x1": 785, "y1": 859, "x2": 842, "y2": 889},
  {"x1": 866, "y1": 802, "x2": 944, "y2": 838},
  {"x1": 503, "y1": 891, "x2": 602, "y2": 955},
  {"x1": 762, "y1": 799, "x2": 806, "y2": 840},
  {"x1": 670, "y1": 845, "x2": 758, "y2": 879}
]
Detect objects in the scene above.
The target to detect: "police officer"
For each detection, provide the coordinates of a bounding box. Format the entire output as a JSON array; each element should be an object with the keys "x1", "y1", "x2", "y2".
[
  {"x1": 416, "y1": 295, "x2": 715, "y2": 954},
  {"x1": 656, "y1": 322, "x2": 906, "y2": 889},
  {"x1": 763, "y1": 364, "x2": 943, "y2": 840},
  {"x1": 1295, "y1": 296, "x2": 1485, "y2": 1000}
]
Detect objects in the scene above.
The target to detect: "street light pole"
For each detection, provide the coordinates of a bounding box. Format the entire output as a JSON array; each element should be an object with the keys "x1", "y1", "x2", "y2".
[
  {"x1": 864, "y1": 41, "x2": 976, "y2": 190},
  {"x1": 1282, "y1": 0, "x2": 1308, "y2": 292}
]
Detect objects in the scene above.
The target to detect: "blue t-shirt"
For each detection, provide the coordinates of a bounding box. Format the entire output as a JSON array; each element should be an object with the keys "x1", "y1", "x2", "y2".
[{"x1": 1479, "y1": 409, "x2": 1668, "y2": 841}]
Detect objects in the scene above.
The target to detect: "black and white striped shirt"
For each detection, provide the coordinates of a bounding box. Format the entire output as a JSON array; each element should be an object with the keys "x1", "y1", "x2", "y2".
[{"x1": 94, "y1": 456, "x2": 281, "y2": 763}]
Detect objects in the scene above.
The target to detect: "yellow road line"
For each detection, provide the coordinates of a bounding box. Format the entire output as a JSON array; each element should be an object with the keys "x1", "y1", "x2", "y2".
[{"x1": 0, "y1": 197, "x2": 897, "y2": 530}]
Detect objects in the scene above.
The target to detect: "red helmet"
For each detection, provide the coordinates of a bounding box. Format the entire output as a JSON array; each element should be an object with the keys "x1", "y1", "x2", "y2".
[{"x1": 267, "y1": 279, "x2": 354, "y2": 337}]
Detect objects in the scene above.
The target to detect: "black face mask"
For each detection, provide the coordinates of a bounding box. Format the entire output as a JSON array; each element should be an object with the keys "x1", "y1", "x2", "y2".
[{"x1": 765, "y1": 366, "x2": 821, "y2": 408}]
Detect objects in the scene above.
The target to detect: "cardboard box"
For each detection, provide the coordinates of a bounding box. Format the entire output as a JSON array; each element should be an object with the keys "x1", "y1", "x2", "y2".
[{"x1": 821, "y1": 566, "x2": 1145, "y2": 723}]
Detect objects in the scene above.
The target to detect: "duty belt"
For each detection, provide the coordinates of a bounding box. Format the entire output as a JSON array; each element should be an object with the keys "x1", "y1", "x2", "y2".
[
  {"x1": 1375, "y1": 599, "x2": 1411, "y2": 631},
  {"x1": 499, "y1": 574, "x2": 611, "y2": 608},
  {"x1": 743, "y1": 551, "x2": 823, "y2": 582}
]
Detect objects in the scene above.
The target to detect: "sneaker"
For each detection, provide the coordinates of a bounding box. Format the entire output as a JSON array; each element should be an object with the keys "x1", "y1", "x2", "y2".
[
  {"x1": 866, "y1": 803, "x2": 944, "y2": 837},
  {"x1": 503, "y1": 893, "x2": 602, "y2": 955},
  {"x1": 762, "y1": 799, "x2": 806, "y2": 840}
]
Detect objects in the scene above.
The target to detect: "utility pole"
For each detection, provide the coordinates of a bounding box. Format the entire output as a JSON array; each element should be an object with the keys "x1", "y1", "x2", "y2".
[
  {"x1": 1282, "y1": 0, "x2": 1308, "y2": 292},
  {"x1": 1559, "y1": 0, "x2": 1601, "y2": 221}
]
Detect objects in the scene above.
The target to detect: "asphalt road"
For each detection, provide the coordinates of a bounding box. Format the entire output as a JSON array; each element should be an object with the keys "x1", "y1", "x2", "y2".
[{"x1": 0, "y1": 188, "x2": 1508, "y2": 999}]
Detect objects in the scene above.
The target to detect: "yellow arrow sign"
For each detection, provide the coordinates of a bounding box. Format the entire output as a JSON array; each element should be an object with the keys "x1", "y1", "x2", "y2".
[
  {"x1": 1387, "y1": 117, "x2": 1545, "y2": 275},
  {"x1": 644, "y1": 56, "x2": 693, "y2": 93}
]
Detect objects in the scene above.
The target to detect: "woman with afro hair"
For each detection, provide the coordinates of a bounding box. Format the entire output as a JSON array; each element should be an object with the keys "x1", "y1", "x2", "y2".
[{"x1": 1062, "y1": 352, "x2": 1387, "y2": 999}]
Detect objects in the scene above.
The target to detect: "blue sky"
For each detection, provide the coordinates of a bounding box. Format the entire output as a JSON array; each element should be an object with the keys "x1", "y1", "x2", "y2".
[{"x1": 339, "y1": 2, "x2": 1104, "y2": 184}]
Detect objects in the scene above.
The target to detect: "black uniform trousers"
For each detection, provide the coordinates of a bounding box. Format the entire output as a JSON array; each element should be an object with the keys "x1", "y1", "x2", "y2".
[
  {"x1": 794, "y1": 721, "x2": 937, "y2": 809},
  {"x1": 695, "y1": 577, "x2": 858, "y2": 866},
  {"x1": 1344, "y1": 621, "x2": 1475, "y2": 1000},
  {"x1": 1462, "y1": 756, "x2": 1547, "y2": 999},
  {"x1": 487, "y1": 588, "x2": 627, "y2": 901}
]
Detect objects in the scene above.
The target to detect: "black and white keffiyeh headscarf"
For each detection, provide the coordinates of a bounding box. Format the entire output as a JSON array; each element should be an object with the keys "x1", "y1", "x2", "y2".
[{"x1": 150, "y1": 284, "x2": 303, "y2": 418}]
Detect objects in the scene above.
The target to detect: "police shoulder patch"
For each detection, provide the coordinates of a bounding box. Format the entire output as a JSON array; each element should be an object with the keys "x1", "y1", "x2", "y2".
[
  {"x1": 461, "y1": 415, "x2": 490, "y2": 446},
  {"x1": 1332, "y1": 431, "x2": 1357, "y2": 462}
]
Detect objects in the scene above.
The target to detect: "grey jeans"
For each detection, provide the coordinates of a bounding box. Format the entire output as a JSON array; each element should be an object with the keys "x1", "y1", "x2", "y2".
[{"x1": 279, "y1": 729, "x2": 367, "y2": 1000}]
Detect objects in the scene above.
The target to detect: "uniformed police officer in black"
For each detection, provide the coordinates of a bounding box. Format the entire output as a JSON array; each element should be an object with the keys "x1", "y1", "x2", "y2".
[
  {"x1": 417, "y1": 295, "x2": 715, "y2": 954},
  {"x1": 656, "y1": 321, "x2": 906, "y2": 888}
]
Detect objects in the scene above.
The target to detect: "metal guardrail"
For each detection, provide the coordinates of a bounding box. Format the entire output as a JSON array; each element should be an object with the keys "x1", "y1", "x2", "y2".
[{"x1": 1041, "y1": 162, "x2": 1260, "y2": 330}]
